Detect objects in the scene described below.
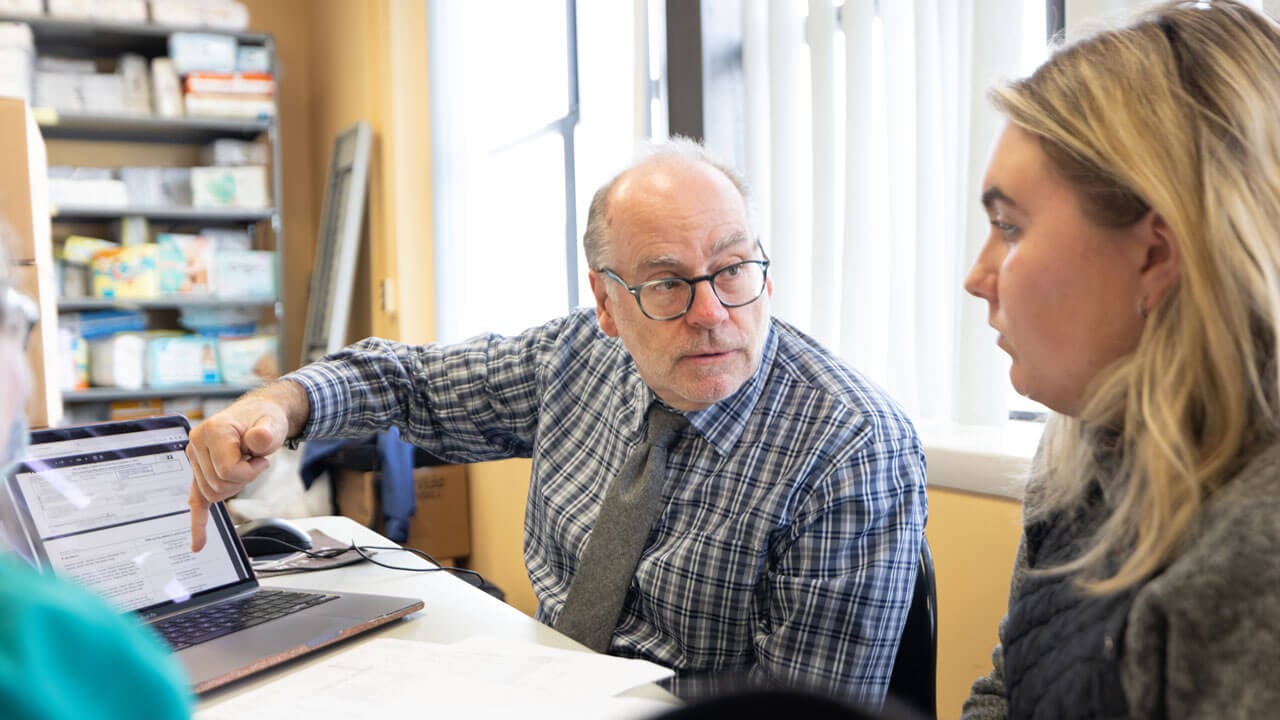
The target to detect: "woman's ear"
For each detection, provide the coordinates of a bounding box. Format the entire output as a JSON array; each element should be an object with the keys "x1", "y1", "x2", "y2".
[{"x1": 1138, "y1": 211, "x2": 1182, "y2": 311}]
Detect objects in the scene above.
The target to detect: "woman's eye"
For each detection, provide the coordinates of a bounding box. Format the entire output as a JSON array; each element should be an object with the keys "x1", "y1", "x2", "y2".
[{"x1": 991, "y1": 220, "x2": 1020, "y2": 240}]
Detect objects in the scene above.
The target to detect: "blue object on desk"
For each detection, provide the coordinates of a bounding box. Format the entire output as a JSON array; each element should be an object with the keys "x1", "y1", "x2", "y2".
[{"x1": 299, "y1": 428, "x2": 416, "y2": 543}]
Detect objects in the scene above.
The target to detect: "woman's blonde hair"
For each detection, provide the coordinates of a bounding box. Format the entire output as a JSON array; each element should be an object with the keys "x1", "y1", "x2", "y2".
[{"x1": 993, "y1": 0, "x2": 1280, "y2": 593}]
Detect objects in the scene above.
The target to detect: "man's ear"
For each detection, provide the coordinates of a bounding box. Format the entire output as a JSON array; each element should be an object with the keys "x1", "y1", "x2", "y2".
[
  {"x1": 589, "y1": 271, "x2": 620, "y2": 337},
  {"x1": 1138, "y1": 211, "x2": 1182, "y2": 310}
]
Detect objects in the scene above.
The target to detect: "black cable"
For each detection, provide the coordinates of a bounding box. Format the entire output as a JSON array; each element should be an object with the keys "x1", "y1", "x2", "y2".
[
  {"x1": 353, "y1": 544, "x2": 487, "y2": 587},
  {"x1": 247, "y1": 536, "x2": 488, "y2": 587}
]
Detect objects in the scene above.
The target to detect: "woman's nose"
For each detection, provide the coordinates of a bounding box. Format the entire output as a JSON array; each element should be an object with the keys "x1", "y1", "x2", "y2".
[{"x1": 964, "y1": 245, "x2": 997, "y2": 301}]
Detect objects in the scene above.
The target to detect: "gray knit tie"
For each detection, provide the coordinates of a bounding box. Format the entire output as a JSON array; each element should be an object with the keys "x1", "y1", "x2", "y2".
[{"x1": 556, "y1": 403, "x2": 686, "y2": 651}]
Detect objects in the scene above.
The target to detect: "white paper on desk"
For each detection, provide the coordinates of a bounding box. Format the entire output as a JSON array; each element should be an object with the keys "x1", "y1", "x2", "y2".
[
  {"x1": 446, "y1": 634, "x2": 676, "y2": 696},
  {"x1": 196, "y1": 637, "x2": 679, "y2": 720}
]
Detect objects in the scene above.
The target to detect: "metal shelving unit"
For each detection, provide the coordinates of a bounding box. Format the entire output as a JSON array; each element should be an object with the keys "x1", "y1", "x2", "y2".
[
  {"x1": 8, "y1": 15, "x2": 286, "y2": 415},
  {"x1": 63, "y1": 384, "x2": 263, "y2": 403},
  {"x1": 36, "y1": 111, "x2": 271, "y2": 143},
  {"x1": 0, "y1": 14, "x2": 269, "y2": 55},
  {"x1": 58, "y1": 297, "x2": 275, "y2": 312},
  {"x1": 52, "y1": 205, "x2": 273, "y2": 223}
]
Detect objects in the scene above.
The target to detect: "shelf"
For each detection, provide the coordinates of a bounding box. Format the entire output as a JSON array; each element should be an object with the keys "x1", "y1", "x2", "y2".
[
  {"x1": 59, "y1": 297, "x2": 277, "y2": 312},
  {"x1": 63, "y1": 384, "x2": 261, "y2": 403},
  {"x1": 52, "y1": 205, "x2": 273, "y2": 223},
  {"x1": 36, "y1": 110, "x2": 273, "y2": 143},
  {"x1": 0, "y1": 15, "x2": 271, "y2": 58},
  {"x1": 12, "y1": 13, "x2": 287, "y2": 423}
]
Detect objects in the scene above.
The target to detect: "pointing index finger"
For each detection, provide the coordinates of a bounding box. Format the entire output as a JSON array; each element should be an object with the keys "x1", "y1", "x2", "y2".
[{"x1": 189, "y1": 482, "x2": 211, "y2": 553}]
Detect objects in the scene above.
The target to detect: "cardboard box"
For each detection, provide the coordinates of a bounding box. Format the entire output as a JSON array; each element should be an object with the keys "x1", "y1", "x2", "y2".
[
  {"x1": 108, "y1": 398, "x2": 165, "y2": 421},
  {"x1": 336, "y1": 465, "x2": 471, "y2": 561}
]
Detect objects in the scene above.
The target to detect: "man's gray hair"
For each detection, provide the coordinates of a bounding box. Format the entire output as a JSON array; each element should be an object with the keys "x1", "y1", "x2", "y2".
[{"x1": 582, "y1": 136, "x2": 750, "y2": 270}]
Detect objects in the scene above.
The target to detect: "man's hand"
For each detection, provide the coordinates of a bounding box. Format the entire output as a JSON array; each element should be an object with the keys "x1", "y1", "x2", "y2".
[{"x1": 186, "y1": 381, "x2": 308, "y2": 551}]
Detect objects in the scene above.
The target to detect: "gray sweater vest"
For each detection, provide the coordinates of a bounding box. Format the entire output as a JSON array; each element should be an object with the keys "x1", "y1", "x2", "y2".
[{"x1": 1003, "y1": 487, "x2": 1133, "y2": 719}]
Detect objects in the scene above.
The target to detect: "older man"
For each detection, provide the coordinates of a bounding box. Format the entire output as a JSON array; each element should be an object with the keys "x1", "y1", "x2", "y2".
[{"x1": 187, "y1": 139, "x2": 926, "y2": 705}]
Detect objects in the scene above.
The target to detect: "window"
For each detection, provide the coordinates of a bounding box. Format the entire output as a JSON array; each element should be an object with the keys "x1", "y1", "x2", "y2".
[
  {"x1": 427, "y1": 0, "x2": 650, "y2": 343},
  {"x1": 427, "y1": 1, "x2": 1055, "y2": 424}
]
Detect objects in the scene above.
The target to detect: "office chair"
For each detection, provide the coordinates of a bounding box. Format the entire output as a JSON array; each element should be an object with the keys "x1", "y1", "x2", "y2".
[{"x1": 886, "y1": 536, "x2": 937, "y2": 720}]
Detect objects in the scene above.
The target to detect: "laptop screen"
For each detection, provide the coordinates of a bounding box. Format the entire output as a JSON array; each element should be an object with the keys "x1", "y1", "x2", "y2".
[{"x1": 1, "y1": 415, "x2": 255, "y2": 617}]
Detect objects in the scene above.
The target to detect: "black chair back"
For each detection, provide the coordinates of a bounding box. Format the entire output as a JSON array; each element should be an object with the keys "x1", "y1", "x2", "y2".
[{"x1": 887, "y1": 537, "x2": 937, "y2": 720}]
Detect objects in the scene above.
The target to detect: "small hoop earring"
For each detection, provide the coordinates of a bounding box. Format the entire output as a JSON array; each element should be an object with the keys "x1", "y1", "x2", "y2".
[{"x1": 1138, "y1": 296, "x2": 1150, "y2": 320}]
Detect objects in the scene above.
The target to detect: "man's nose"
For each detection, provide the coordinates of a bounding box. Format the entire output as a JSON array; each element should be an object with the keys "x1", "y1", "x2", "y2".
[{"x1": 684, "y1": 279, "x2": 729, "y2": 326}]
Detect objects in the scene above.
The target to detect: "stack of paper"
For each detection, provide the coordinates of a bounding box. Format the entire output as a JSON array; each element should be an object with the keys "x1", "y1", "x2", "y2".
[{"x1": 196, "y1": 636, "x2": 679, "y2": 720}]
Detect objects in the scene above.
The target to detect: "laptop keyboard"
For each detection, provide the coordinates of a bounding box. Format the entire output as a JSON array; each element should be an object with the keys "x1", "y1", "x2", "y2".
[{"x1": 154, "y1": 589, "x2": 338, "y2": 651}]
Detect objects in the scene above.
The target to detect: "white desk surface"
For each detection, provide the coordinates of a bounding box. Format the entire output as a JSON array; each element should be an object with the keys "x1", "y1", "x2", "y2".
[{"x1": 197, "y1": 515, "x2": 680, "y2": 713}]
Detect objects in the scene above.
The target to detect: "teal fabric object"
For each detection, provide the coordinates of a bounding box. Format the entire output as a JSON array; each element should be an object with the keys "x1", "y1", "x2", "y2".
[{"x1": 0, "y1": 555, "x2": 193, "y2": 719}]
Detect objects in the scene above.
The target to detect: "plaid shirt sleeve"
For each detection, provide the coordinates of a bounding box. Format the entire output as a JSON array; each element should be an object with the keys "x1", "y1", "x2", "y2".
[
  {"x1": 283, "y1": 321, "x2": 567, "y2": 462},
  {"x1": 749, "y1": 429, "x2": 928, "y2": 706}
]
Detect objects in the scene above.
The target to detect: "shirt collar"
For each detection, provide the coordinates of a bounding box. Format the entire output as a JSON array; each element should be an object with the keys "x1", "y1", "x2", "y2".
[
  {"x1": 682, "y1": 322, "x2": 776, "y2": 456},
  {"x1": 615, "y1": 322, "x2": 777, "y2": 457}
]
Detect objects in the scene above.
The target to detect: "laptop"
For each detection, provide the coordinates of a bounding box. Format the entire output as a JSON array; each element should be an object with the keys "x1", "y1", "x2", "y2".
[{"x1": 0, "y1": 414, "x2": 424, "y2": 694}]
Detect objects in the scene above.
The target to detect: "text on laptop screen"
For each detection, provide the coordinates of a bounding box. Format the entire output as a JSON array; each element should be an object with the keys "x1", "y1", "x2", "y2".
[{"x1": 6, "y1": 421, "x2": 245, "y2": 614}]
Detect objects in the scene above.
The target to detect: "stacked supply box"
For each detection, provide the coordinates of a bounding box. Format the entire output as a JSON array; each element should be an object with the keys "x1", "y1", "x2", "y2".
[
  {"x1": 190, "y1": 165, "x2": 268, "y2": 208},
  {"x1": 91, "y1": 244, "x2": 158, "y2": 298},
  {"x1": 337, "y1": 465, "x2": 472, "y2": 564},
  {"x1": 146, "y1": 334, "x2": 220, "y2": 386},
  {"x1": 0, "y1": 22, "x2": 33, "y2": 103},
  {"x1": 216, "y1": 334, "x2": 275, "y2": 384},
  {"x1": 156, "y1": 233, "x2": 214, "y2": 295},
  {"x1": 25, "y1": 8, "x2": 281, "y2": 424}
]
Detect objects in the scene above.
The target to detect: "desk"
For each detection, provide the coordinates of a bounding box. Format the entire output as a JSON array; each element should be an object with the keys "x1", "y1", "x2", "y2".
[{"x1": 197, "y1": 515, "x2": 680, "y2": 715}]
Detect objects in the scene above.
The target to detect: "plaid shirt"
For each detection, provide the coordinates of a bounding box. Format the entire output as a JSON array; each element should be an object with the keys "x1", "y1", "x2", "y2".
[{"x1": 288, "y1": 308, "x2": 927, "y2": 705}]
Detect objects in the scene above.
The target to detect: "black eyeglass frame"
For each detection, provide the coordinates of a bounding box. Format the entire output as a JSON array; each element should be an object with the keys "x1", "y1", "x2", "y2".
[{"x1": 599, "y1": 257, "x2": 772, "y2": 321}]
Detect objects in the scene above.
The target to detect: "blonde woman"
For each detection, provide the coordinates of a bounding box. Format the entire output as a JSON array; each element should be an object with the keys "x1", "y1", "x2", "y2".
[{"x1": 962, "y1": 1, "x2": 1280, "y2": 717}]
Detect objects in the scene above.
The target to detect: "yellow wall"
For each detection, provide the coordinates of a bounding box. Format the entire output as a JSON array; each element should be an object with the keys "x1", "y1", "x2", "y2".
[
  {"x1": 242, "y1": 0, "x2": 315, "y2": 372},
  {"x1": 466, "y1": 459, "x2": 538, "y2": 616},
  {"x1": 242, "y1": 0, "x2": 434, "y2": 368},
  {"x1": 927, "y1": 487, "x2": 1022, "y2": 719}
]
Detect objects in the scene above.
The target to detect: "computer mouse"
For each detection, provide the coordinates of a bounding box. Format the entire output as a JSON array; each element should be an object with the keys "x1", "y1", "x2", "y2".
[{"x1": 236, "y1": 517, "x2": 313, "y2": 557}]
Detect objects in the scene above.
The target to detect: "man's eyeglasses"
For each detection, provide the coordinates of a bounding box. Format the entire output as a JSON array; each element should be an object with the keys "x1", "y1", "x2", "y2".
[
  {"x1": 3, "y1": 287, "x2": 38, "y2": 350},
  {"x1": 601, "y1": 258, "x2": 771, "y2": 321}
]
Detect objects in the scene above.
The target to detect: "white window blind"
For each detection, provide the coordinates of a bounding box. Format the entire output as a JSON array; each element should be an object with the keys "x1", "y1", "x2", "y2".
[{"x1": 740, "y1": 0, "x2": 1047, "y2": 427}]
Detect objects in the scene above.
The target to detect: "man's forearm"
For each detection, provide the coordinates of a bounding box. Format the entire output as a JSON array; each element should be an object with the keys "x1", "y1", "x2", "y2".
[{"x1": 241, "y1": 378, "x2": 311, "y2": 439}]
